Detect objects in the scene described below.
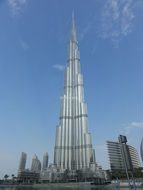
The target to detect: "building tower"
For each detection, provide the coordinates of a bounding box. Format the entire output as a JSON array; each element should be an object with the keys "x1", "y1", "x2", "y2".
[
  {"x1": 42, "y1": 152, "x2": 49, "y2": 171},
  {"x1": 31, "y1": 154, "x2": 41, "y2": 173},
  {"x1": 141, "y1": 137, "x2": 143, "y2": 164},
  {"x1": 54, "y1": 14, "x2": 96, "y2": 171},
  {"x1": 18, "y1": 152, "x2": 27, "y2": 172}
]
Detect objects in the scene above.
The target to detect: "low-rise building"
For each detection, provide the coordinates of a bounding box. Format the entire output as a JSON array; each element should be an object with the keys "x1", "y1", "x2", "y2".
[
  {"x1": 107, "y1": 140, "x2": 141, "y2": 172},
  {"x1": 17, "y1": 169, "x2": 40, "y2": 184}
]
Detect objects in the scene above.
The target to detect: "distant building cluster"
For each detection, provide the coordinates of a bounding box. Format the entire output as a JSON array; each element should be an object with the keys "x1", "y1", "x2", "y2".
[
  {"x1": 17, "y1": 135, "x2": 143, "y2": 183},
  {"x1": 17, "y1": 151, "x2": 106, "y2": 183},
  {"x1": 17, "y1": 152, "x2": 48, "y2": 183}
]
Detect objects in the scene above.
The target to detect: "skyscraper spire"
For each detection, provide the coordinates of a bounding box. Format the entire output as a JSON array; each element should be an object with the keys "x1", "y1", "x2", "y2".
[
  {"x1": 54, "y1": 14, "x2": 96, "y2": 171},
  {"x1": 71, "y1": 10, "x2": 77, "y2": 42}
]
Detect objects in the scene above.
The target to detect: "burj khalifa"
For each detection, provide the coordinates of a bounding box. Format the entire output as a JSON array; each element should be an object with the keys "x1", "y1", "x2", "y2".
[{"x1": 54, "y1": 15, "x2": 96, "y2": 171}]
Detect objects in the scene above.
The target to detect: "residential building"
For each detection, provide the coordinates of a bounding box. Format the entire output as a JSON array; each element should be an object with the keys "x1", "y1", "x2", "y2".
[
  {"x1": 42, "y1": 152, "x2": 49, "y2": 171},
  {"x1": 17, "y1": 169, "x2": 40, "y2": 184},
  {"x1": 18, "y1": 152, "x2": 27, "y2": 172},
  {"x1": 31, "y1": 154, "x2": 41, "y2": 173},
  {"x1": 107, "y1": 140, "x2": 141, "y2": 171}
]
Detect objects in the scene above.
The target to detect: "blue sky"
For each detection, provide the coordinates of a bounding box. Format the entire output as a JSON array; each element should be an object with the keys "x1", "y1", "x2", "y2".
[{"x1": 0, "y1": 0, "x2": 143, "y2": 178}]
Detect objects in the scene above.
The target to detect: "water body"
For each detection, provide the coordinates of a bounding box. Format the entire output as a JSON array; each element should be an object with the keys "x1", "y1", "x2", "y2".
[{"x1": 0, "y1": 184, "x2": 143, "y2": 190}]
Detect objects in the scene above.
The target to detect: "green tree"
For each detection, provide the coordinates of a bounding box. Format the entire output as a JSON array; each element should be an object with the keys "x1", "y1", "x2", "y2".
[
  {"x1": 11, "y1": 174, "x2": 15, "y2": 183},
  {"x1": 11, "y1": 174, "x2": 14, "y2": 179},
  {"x1": 4, "y1": 174, "x2": 9, "y2": 181}
]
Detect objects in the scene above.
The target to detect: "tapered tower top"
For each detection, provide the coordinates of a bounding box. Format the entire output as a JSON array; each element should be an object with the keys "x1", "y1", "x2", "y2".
[{"x1": 71, "y1": 11, "x2": 77, "y2": 42}]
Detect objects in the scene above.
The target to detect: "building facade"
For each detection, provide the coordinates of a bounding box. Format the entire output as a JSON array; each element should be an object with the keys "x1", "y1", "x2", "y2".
[
  {"x1": 54, "y1": 15, "x2": 96, "y2": 171},
  {"x1": 128, "y1": 145, "x2": 141, "y2": 169},
  {"x1": 17, "y1": 169, "x2": 40, "y2": 184},
  {"x1": 31, "y1": 154, "x2": 41, "y2": 173},
  {"x1": 141, "y1": 138, "x2": 143, "y2": 164},
  {"x1": 42, "y1": 152, "x2": 49, "y2": 171},
  {"x1": 107, "y1": 141, "x2": 124, "y2": 171},
  {"x1": 18, "y1": 152, "x2": 27, "y2": 172},
  {"x1": 107, "y1": 141, "x2": 141, "y2": 171}
]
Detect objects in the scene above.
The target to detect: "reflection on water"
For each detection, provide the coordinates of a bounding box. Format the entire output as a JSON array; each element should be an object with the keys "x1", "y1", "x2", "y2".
[{"x1": 0, "y1": 185, "x2": 143, "y2": 190}]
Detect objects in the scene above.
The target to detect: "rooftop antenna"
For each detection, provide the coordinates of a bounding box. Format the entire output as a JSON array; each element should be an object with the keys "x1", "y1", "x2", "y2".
[{"x1": 71, "y1": 9, "x2": 76, "y2": 42}]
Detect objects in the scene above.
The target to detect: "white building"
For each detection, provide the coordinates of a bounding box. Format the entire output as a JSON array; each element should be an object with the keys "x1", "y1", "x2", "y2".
[
  {"x1": 42, "y1": 152, "x2": 49, "y2": 171},
  {"x1": 18, "y1": 152, "x2": 27, "y2": 172},
  {"x1": 31, "y1": 154, "x2": 41, "y2": 173},
  {"x1": 107, "y1": 140, "x2": 141, "y2": 171}
]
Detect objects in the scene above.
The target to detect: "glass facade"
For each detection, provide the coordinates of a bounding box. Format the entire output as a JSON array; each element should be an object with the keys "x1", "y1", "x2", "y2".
[{"x1": 107, "y1": 140, "x2": 141, "y2": 171}]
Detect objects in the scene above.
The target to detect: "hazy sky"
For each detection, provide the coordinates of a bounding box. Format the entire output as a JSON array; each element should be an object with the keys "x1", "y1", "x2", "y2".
[{"x1": 0, "y1": 0, "x2": 143, "y2": 178}]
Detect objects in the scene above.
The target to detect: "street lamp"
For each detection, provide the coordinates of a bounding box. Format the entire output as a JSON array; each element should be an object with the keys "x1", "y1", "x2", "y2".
[{"x1": 118, "y1": 135, "x2": 136, "y2": 189}]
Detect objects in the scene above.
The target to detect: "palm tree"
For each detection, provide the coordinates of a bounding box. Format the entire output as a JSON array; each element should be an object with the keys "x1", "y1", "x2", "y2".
[
  {"x1": 4, "y1": 174, "x2": 9, "y2": 181},
  {"x1": 11, "y1": 174, "x2": 15, "y2": 183}
]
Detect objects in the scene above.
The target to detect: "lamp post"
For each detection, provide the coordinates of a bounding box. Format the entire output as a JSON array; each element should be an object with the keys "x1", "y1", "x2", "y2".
[
  {"x1": 118, "y1": 135, "x2": 131, "y2": 187},
  {"x1": 118, "y1": 135, "x2": 136, "y2": 189}
]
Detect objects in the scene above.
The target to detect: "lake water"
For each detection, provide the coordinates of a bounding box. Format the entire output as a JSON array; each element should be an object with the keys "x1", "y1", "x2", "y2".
[{"x1": 0, "y1": 184, "x2": 143, "y2": 190}]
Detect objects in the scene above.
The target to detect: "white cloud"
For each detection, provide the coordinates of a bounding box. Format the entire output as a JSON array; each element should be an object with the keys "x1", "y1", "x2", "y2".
[
  {"x1": 119, "y1": 121, "x2": 143, "y2": 135},
  {"x1": 8, "y1": 0, "x2": 27, "y2": 16},
  {"x1": 130, "y1": 122, "x2": 143, "y2": 128},
  {"x1": 79, "y1": 22, "x2": 92, "y2": 42},
  {"x1": 100, "y1": 0, "x2": 140, "y2": 47},
  {"x1": 53, "y1": 64, "x2": 64, "y2": 71}
]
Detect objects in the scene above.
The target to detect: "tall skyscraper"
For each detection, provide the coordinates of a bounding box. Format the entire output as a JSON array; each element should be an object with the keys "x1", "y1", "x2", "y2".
[
  {"x1": 107, "y1": 140, "x2": 141, "y2": 171},
  {"x1": 18, "y1": 152, "x2": 27, "y2": 172},
  {"x1": 54, "y1": 14, "x2": 96, "y2": 171},
  {"x1": 141, "y1": 138, "x2": 143, "y2": 164},
  {"x1": 42, "y1": 152, "x2": 49, "y2": 171},
  {"x1": 31, "y1": 154, "x2": 41, "y2": 173}
]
